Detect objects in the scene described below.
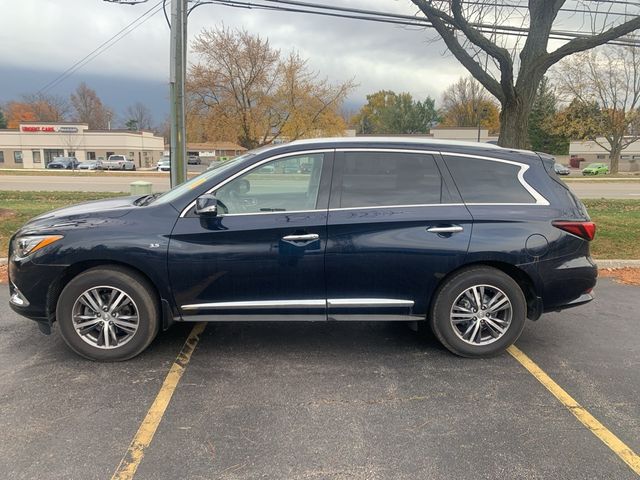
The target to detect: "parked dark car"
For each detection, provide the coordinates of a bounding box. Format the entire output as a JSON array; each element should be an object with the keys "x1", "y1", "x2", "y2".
[
  {"x1": 553, "y1": 162, "x2": 571, "y2": 175},
  {"x1": 8, "y1": 138, "x2": 597, "y2": 361},
  {"x1": 47, "y1": 157, "x2": 79, "y2": 169}
]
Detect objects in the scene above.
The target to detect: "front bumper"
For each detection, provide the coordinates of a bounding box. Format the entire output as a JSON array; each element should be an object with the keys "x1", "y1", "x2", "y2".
[{"x1": 8, "y1": 257, "x2": 67, "y2": 334}]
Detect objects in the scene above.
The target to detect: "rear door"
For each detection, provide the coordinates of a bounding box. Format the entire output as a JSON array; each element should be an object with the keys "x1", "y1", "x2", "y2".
[{"x1": 325, "y1": 149, "x2": 472, "y2": 320}]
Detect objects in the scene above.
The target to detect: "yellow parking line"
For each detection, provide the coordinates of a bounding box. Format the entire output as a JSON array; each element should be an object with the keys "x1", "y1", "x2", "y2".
[
  {"x1": 111, "y1": 322, "x2": 207, "y2": 480},
  {"x1": 508, "y1": 345, "x2": 640, "y2": 476}
]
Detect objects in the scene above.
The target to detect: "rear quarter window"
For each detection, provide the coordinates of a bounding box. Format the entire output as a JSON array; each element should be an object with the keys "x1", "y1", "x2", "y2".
[{"x1": 444, "y1": 155, "x2": 535, "y2": 204}]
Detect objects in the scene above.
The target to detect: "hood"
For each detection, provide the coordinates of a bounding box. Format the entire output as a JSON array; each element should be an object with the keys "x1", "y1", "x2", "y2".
[{"x1": 22, "y1": 196, "x2": 139, "y2": 232}]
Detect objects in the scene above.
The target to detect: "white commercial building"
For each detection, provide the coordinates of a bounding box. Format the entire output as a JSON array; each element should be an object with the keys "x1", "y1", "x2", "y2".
[
  {"x1": 0, "y1": 122, "x2": 165, "y2": 169},
  {"x1": 569, "y1": 138, "x2": 640, "y2": 171}
]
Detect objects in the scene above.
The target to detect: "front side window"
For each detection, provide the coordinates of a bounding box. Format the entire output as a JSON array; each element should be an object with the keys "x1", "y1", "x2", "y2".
[
  {"x1": 335, "y1": 151, "x2": 443, "y2": 208},
  {"x1": 215, "y1": 154, "x2": 325, "y2": 214},
  {"x1": 445, "y1": 155, "x2": 535, "y2": 204}
]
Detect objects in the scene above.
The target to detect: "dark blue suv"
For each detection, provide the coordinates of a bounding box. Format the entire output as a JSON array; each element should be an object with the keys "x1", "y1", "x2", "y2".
[{"x1": 8, "y1": 138, "x2": 597, "y2": 361}]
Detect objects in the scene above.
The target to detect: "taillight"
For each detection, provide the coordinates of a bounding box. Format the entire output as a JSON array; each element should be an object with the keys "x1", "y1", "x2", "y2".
[{"x1": 552, "y1": 221, "x2": 596, "y2": 241}]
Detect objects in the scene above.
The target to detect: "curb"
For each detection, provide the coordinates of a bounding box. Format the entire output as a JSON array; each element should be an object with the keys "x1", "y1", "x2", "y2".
[{"x1": 2, "y1": 257, "x2": 640, "y2": 267}]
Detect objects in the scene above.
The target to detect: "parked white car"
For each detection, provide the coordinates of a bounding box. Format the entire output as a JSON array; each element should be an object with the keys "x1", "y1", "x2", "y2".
[
  {"x1": 157, "y1": 158, "x2": 171, "y2": 172},
  {"x1": 103, "y1": 155, "x2": 136, "y2": 171}
]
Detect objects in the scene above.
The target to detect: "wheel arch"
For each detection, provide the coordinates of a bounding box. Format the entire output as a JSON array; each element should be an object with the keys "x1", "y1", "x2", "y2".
[
  {"x1": 430, "y1": 261, "x2": 542, "y2": 321},
  {"x1": 47, "y1": 260, "x2": 175, "y2": 330}
]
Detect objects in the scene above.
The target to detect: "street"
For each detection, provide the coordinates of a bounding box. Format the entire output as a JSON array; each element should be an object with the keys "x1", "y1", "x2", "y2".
[
  {"x1": 0, "y1": 278, "x2": 638, "y2": 479},
  {"x1": 2, "y1": 173, "x2": 640, "y2": 198}
]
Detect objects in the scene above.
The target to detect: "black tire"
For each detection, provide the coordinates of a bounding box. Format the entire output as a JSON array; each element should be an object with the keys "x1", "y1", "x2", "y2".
[
  {"x1": 56, "y1": 266, "x2": 160, "y2": 361},
  {"x1": 429, "y1": 266, "x2": 527, "y2": 358}
]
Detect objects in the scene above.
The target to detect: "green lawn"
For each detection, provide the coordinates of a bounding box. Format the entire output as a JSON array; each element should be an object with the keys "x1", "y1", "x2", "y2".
[
  {"x1": 583, "y1": 199, "x2": 640, "y2": 259},
  {"x1": 0, "y1": 191, "x2": 121, "y2": 255},
  {"x1": 0, "y1": 192, "x2": 638, "y2": 259}
]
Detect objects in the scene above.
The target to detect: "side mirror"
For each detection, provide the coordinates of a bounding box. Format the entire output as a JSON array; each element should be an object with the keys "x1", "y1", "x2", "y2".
[{"x1": 195, "y1": 193, "x2": 218, "y2": 216}]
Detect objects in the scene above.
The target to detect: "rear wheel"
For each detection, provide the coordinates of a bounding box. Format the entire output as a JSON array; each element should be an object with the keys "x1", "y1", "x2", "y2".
[
  {"x1": 56, "y1": 266, "x2": 160, "y2": 361},
  {"x1": 429, "y1": 266, "x2": 526, "y2": 357}
]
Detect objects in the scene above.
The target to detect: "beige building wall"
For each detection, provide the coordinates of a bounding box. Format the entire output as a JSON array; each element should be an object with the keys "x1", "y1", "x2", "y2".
[
  {"x1": 0, "y1": 122, "x2": 165, "y2": 169},
  {"x1": 569, "y1": 138, "x2": 640, "y2": 171}
]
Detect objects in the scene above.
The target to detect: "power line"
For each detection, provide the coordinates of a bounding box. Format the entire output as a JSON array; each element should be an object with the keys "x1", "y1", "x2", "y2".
[
  {"x1": 38, "y1": 0, "x2": 163, "y2": 93},
  {"x1": 194, "y1": 0, "x2": 640, "y2": 47}
]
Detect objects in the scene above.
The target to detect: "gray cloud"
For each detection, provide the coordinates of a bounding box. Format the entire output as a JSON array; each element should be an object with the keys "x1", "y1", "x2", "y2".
[{"x1": 0, "y1": 0, "x2": 467, "y2": 107}]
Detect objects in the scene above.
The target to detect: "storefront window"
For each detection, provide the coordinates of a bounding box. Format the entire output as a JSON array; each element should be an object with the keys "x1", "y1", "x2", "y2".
[
  {"x1": 32, "y1": 150, "x2": 41, "y2": 163},
  {"x1": 87, "y1": 152, "x2": 96, "y2": 160},
  {"x1": 0, "y1": 152, "x2": 4, "y2": 163},
  {"x1": 14, "y1": 151, "x2": 23, "y2": 163}
]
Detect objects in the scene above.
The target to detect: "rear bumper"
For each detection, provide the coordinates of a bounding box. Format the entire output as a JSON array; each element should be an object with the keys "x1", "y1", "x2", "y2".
[{"x1": 520, "y1": 255, "x2": 597, "y2": 315}]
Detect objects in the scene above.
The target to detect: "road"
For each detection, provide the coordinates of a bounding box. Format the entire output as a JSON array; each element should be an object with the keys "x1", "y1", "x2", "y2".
[
  {"x1": 0, "y1": 279, "x2": 638, "y2": 479},
  {"x1": 1, "y1": 174, "x2": 640, "y2": 198}
]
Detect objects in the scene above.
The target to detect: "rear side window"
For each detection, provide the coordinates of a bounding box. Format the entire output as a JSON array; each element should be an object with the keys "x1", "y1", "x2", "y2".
[
  {"x1": 445, "y1": 155, "x2": 535, "y2": 204},
  {"x1": 336, "y1": 152, "x2": 443, "y2": 208}
]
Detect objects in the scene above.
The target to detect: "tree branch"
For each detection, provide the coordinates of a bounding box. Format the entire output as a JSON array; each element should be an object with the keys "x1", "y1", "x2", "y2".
[
  {"x1": 545, "y1": 16, "x2": 640, "y2": 69},
  {"x1": 412, "y1": 0, "x2": 505, "y2": 103}
]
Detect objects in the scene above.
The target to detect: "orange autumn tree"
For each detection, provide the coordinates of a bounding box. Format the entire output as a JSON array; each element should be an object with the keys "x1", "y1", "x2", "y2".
[{"x1": 5, "y1": 102, "x2": 37, "y2": 128}]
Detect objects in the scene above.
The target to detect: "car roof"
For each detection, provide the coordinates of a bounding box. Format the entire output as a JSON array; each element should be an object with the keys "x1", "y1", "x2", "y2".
[{"x1": 288, "y1": 136, "x2": 504, "y2": 150}]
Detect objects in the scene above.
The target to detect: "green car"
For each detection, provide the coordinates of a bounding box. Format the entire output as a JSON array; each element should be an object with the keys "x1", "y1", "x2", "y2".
[{"x1": 582, "y1": 162, "x2": 609, "y2": 175}]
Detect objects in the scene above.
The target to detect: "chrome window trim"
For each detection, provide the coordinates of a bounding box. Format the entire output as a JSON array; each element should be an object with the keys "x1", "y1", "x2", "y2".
[
  {"x1": 219, "y1": 209, "x2": 325, "y2": 217},
  {"x1": 329, "y1": 203, "x2": 464, "y2": 212},
  {"x1": 336, "y1": 148, "x2": 440, "y2": 155},
  {"x1": 179, "y1": 149, "x2": 333, "y2": 218},
  {"x1": 439, "y1": 152, "x2": 550, "y2": 206}
]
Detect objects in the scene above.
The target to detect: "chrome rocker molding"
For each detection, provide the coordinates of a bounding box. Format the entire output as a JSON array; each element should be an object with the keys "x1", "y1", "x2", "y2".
[{"x1": 181, "y1": 298, "x2": 415, "y2": 311}]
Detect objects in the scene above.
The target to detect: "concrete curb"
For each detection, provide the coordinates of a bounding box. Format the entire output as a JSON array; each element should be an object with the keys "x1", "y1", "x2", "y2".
[{"x1": 2, "y1": 257, "x2": 640, "y2": 268}]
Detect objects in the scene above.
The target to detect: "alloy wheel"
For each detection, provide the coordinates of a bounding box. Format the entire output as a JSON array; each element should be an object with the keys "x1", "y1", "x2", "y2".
[
  {"x1": 71, "y1": 286, "x2": 139, "y2": 349},
  {"x1": 450, "y1": 284, "x2": 513, "y2": 346}
]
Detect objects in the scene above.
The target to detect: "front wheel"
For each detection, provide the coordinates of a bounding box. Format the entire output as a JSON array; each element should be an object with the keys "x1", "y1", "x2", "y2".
[
  {"x1": 429, "y1": 266, "x2": 526, "y2": 358},
  {"x1": 56, "y1": 266, "x2": 160, "y2": 361}
]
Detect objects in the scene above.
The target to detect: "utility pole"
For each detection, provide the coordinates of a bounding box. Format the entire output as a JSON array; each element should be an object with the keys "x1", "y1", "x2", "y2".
[
  {"x1": 170, "y1": 0, "x2": 188, "y2": 187},
  {"x1": 104, "y1": 0, "x2": 189, "y2": 186}
]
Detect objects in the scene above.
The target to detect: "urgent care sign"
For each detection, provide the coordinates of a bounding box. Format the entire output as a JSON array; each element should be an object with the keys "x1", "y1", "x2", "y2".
[{"x1": 21, "y1": 125, "x2": 79, "y2": 133}]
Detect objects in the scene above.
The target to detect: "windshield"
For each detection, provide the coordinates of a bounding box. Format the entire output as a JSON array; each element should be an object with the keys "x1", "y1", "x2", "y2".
[{"x1": 151, "y1": 153, "x2": 255, "y2": 205}]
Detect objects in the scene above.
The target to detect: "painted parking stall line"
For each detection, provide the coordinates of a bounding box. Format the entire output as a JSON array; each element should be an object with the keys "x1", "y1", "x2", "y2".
[
  {"x1": 508, "y1": 345, "x2": 640, "y2": 476},
  {"x1": 111, "y1": 323, "x2": 206, "y2": 480}
]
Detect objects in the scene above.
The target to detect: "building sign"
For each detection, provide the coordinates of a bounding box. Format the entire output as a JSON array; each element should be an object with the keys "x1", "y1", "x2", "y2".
[{"x1": 21, "y1": 125, "x2": 79, "y2": 133}]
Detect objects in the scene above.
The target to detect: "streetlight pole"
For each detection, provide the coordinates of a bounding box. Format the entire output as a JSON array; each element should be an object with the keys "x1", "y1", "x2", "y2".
[{"x1": 169, "y1": 0, "x2": 188, "y2": 187}]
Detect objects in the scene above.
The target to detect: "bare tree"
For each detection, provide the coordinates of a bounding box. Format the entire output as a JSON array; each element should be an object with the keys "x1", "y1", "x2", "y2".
[
  {"x1": 70, "y1": 82, "x2": 113, "y2": 129},
  {"x1": 124, "y1": 102, "x2": 154, "y2": 131},
  {"x1": 553, "y1": 47, "x2": 640, "y2": 173},
  {"x1": 410, "y1": 0, "x2": 640, "y2": 148},
  {"x1": 188, "y1": 26, "x2": 354, "y2": 149},
  {"x1": 21, "y1": 92, "x2": 70, "y2": 122}
]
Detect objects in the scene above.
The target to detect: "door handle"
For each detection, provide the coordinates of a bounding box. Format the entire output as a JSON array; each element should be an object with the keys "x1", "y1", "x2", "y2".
[
  {"x1": 282, "y1": 233, "x2": 320, "y2": 242},
  {"x1": 427, "y1": 225, "x2": 464, "y2": 234}
]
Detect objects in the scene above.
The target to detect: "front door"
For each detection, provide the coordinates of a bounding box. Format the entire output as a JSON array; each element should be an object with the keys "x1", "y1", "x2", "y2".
[
  {"x1": 325, "y1": 149, "x2": 473, "y2": 320},
  {"x1": 168, "y1": 151, "x2": 333, "y2": 321}
]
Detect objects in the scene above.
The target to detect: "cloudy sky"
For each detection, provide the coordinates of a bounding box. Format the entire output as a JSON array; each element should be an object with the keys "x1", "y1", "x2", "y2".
[
  {"x1": 0, "y1": 0, "x2": 474, "y2": 124},
  {"x1": 0, "y1": 0, "x2": 624, "y2": 125}
]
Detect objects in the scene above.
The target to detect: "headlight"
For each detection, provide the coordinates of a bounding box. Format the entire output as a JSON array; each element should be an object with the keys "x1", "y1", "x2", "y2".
[{"x1": 13, "y1": 235, "x2": 63, "y2": 259}]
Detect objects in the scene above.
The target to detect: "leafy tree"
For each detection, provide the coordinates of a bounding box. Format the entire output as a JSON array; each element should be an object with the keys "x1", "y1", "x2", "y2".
[
  {"x1": 188, "y1": 26, "x2": 354, "y2": 149},
  {"x1": 125, "y1": 119, "x2": 138, "y2": 131},
  {"x1": 4, "y1": 102, "x2": 38, "y2": 128},
  {"x1": 439, "y1": 77, "x2": 500, "y2": 132},
  {"x1": 410, "y1": 0, "x2": 640, "y2": 148},
  {"x1": 552, "y1": 47, "x2": 640, "y2": 173},
  {"x1": 0, "y1": 108, "x2": 6, "y2": 129},
  {"x1": 70, "y1": 82, "x2": 113, "y2": 129},
  {"x1": 528, "y1": 77, "x2": 568, "y2": 154},
  {"x1": 352, "y1": 90, "x2": 439, "y2": 134}
]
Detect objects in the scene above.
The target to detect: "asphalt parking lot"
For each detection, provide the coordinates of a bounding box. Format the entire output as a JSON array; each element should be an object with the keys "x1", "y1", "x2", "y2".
[{"x1": 0, "y1": 278, "x2": 638, "y2": 480}]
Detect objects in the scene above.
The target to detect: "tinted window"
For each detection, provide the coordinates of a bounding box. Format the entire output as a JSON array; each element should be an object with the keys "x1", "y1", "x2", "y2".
[
  {"x1": 445, "y1": 155, "x2": 535, "y2": 203},
  {"x1": 336, "y1": 152, "x2": 443, "y2": 208},
  {"x1": 216, "y1": 154, "x2": 324, "y2": 214}
]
